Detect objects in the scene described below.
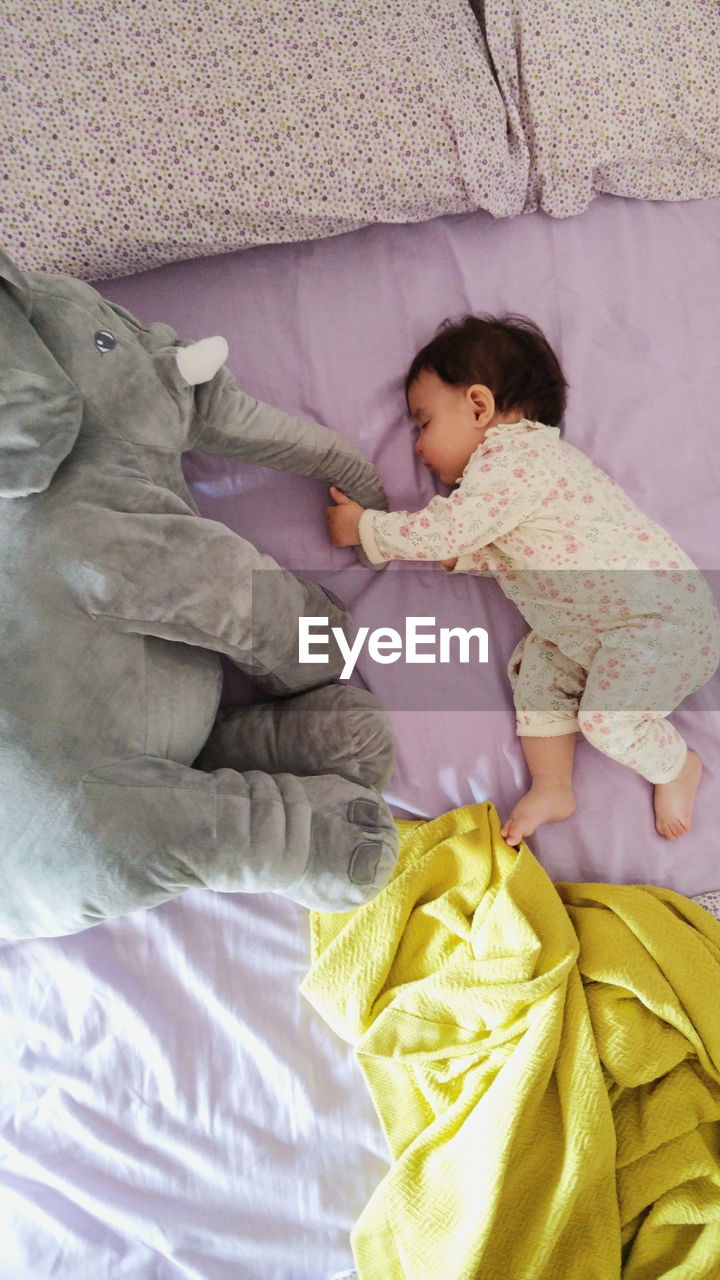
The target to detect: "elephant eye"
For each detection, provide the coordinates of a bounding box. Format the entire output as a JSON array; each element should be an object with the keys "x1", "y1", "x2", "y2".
[{"x1": 94, "y1": 330, "x2": 116, "y2": 353}]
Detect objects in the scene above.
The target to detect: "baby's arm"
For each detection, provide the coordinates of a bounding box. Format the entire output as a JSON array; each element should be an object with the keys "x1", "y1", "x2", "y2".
[
  {"x1": 327, "y1": 459, "x2": 539, "y2": 564},
  {"x1": 357, "y1": 494, "x2": 469, "y2": 563},
  {"x1": 326, "y1": 485, "x2": 495, "y2": 562},
  {"x1": 357, "y1": 485, "x2": 531, "y2": 565},
  {"x1": 326, "y1": 485, "x2": 506, "y2": 562}
]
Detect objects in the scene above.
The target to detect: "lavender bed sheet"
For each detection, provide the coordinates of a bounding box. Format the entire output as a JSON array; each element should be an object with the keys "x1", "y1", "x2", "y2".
[
  {"x1": 2, "y1": 196, "x2": 719, "y2": 1280},
  {"x1": 107, "y1": 193, "x2": 720, "y2": 897}
]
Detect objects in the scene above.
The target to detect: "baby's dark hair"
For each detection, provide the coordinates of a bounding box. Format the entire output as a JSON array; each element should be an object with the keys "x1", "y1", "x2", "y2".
[{"x1": 405, "y1": 314, "x2": 568, "y2": 428}]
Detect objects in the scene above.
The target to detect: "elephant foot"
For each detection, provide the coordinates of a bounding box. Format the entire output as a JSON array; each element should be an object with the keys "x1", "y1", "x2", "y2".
[{"x1": 284, "y1": 774, "x2": 398, "y2": 913}]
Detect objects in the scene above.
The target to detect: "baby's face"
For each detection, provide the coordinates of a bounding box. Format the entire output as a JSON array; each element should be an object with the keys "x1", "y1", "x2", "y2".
[{"x1": 407, "y1": 369, "x2": 488, "y2": 485}]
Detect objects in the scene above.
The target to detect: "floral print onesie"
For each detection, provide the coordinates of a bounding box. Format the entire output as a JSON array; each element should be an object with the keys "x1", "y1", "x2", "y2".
[{"x1": 358, "y1": 421, "x2": 720, "y2": 783}]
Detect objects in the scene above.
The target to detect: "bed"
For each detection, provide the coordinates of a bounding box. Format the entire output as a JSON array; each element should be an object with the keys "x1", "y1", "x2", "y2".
[{"x1": 2, "y1": 2, "x2": 720, "y2": 1278}]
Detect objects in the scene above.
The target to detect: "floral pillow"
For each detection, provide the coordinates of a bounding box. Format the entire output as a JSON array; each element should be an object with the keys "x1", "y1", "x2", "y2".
[
  {"x1": 1, "y1": 0, "x2": 526, "y2": 279},
  {"x1": 483, "y1": 0, "x2": 720, "y2": 217}
]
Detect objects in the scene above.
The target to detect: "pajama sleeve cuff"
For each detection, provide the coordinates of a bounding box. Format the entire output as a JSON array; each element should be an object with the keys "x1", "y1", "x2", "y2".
[{"x1": 358, "y1": 509, "x2": 388, "y2": 565}]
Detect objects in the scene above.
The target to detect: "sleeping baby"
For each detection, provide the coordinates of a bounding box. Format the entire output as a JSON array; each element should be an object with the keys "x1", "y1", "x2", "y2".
[{"x1": 326, "y1": 314, "x2": 720, "y2": 844}]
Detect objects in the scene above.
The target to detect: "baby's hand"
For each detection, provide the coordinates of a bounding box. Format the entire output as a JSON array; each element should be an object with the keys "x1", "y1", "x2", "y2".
[
  {"x1": 326, "y1": 486, "x2": 365, "y2": 547},
  {"x1": 441, "y1": 557, "x2": 458, "y2": 572}
]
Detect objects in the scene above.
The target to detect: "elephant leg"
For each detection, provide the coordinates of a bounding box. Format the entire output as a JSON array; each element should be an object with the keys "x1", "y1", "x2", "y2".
[
  {"x1": 2, "y1": 754, "x2": 400, "y2": 936},
  {"x1": 196, "y1": 684, "x2": 395, "y2": 793}
]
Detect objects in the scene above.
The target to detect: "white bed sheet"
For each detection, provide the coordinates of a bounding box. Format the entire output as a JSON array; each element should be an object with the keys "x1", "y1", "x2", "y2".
[{"x1": 1, "y1": 892, "x2": 384, "y2": 1280}]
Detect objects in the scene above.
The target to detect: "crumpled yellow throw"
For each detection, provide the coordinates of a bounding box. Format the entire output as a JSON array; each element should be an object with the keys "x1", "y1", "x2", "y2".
[{"x1": 301, "y1": 802, "x2": 720, "y2": 1280}]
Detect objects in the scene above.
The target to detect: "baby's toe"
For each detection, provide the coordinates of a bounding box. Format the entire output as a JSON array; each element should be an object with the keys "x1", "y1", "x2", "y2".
[{"x1": 501, "y1": 818, "x2": 525, "y2": 848}]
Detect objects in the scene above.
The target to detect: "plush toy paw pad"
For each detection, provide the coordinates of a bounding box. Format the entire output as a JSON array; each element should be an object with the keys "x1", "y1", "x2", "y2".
[
  {"x1": 347, "y1": 797, "x2": 380, "y2": 827},
  {"x1": 347, "y1": 797, "x2": 384, "y2": 884},
  {"x1": 348, "y1": 841, "x2": 382, "y2": 885}
]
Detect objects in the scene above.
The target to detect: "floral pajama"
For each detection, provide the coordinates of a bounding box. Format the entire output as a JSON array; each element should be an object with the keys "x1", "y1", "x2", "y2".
[{"x1": 507, "y1": 627, "x2": 718, "y2": 783}]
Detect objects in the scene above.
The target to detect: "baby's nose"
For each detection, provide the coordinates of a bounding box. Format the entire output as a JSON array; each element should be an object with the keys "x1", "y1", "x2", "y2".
[{"x1": 414, "y1": 437, "x2": 423, "y2": 454}]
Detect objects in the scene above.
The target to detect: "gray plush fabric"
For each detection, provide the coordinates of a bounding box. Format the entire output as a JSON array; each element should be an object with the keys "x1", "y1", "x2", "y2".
[{"x1": 0, "y1": 250, "x2": 398, "y2": 938}]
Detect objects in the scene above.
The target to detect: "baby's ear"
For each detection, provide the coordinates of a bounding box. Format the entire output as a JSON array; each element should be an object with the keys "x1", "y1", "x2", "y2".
[{"x1": 467, "y1": 383, "x2": 496, "y2": 424}]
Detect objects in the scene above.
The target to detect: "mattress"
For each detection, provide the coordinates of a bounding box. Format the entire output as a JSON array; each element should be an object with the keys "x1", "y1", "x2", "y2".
[{"x1": 2, "y1": 193, "x2": 719, "y2": 1278}]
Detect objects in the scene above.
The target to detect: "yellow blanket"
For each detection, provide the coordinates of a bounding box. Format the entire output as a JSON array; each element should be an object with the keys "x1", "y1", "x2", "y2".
[{"x1": 301, "y1": 803, "x2": 720, "y2": 1280}]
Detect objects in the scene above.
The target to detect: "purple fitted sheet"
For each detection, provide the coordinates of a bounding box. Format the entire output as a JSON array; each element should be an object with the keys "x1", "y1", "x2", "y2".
[
  {"x1": 104, "y1": 193, "x2": 720, "y2": 897},
  {"x1": 3, "y1": 196, "x2": 719, "y2": 1280}
]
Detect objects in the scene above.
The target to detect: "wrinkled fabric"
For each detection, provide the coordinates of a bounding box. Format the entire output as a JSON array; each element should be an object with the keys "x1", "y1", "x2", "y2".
[
  {"x1": 303, "y1": 804, "x2": 720, "y2": 1280},
  {"x1": 4, "y1": 1, "x2": 720, "y2": 280},
  {"x1": 485, "y1": 0, "x2": 720, "y2": 216},
  {"x1": 1, "y1": 0, "x2": 524, "y2": 279}
]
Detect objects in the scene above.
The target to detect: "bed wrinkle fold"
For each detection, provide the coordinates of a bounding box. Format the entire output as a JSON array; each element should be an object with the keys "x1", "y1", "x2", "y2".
[
  {"x1": 484, "y1": 0, "x2": 720, "y2": 219},
  {"x1": 303, "y1": 802, "x2": 720, "y2": 1280}
]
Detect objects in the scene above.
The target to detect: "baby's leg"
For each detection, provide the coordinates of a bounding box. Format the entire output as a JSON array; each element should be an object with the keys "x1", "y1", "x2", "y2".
[
  {"x1": 503, "y1": 632, "x2": 585, "y2": 845},
  {"x1": 500, "y1": 732, "x2": 577, "y2": 846},
  {"x1": 580, "y1": 709, "x2": 702, "y2": 839},
  {"x1": 578, "y1": 635, "x2": 710, "y2": 839}
]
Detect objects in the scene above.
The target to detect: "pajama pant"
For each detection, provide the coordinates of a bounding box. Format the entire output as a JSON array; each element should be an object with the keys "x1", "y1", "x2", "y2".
[{"x1": 507, "y1": 625, "x2": 720, "y2": 784}]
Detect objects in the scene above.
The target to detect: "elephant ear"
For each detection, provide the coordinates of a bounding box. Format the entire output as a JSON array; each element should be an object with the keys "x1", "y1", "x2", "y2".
[{"x1": 0, "y1": 253, "x2": 83, "y2": 499}]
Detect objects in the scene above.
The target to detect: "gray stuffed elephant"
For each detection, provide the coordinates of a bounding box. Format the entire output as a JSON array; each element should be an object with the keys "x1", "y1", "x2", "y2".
[{"x1": 0, "y1": 249, "x2": 398, "y2": 939}]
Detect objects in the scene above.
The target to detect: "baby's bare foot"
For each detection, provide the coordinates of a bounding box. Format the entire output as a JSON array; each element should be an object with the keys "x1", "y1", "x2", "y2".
[
  {"x1": 654, "y1": 749, "x2": 702, "y2": 839},
  {"x1": 500, "y1": 779, "x2": 576, "y2": 847}
]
